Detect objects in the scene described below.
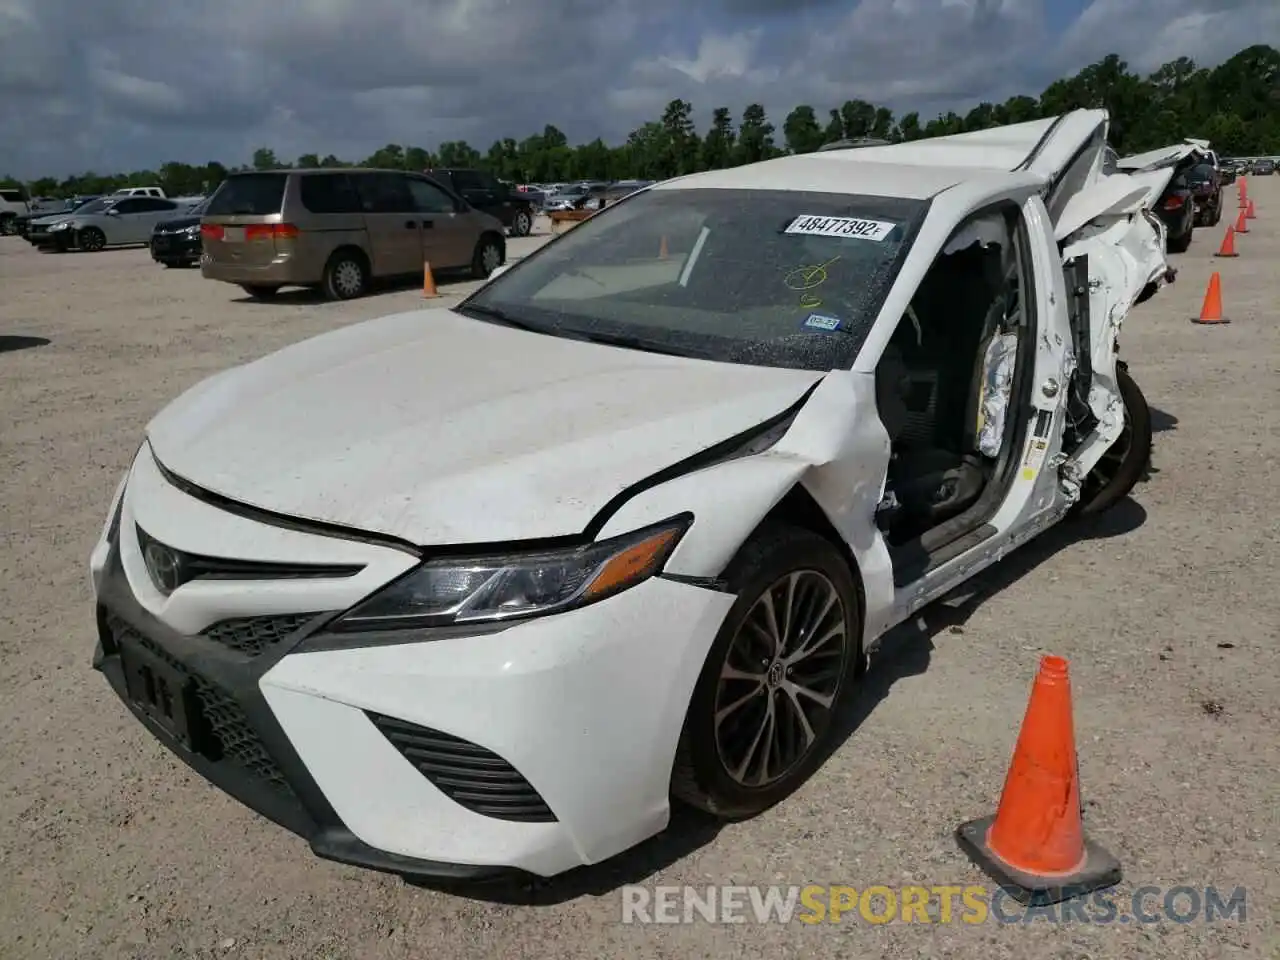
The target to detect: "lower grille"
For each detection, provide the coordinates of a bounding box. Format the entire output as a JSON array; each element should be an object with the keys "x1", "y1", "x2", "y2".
[
  {"x1": 367, "y1": 713, "x2": 557, "y2": 823},
  {"x1": 201, "y1": 613, "x2": 324, "y2": 658},
  {"x1": 106, "y1": 615, "x2": 292, "y2": 795}
]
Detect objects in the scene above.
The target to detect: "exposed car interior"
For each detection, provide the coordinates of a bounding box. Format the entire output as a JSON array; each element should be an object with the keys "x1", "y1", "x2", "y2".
[{"x1": 874, "y1": 210, "x2": 1030, "y2": 574}]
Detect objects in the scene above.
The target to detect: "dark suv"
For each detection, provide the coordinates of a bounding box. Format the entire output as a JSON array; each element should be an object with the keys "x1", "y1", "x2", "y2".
[
  {"x1": 423, "y1": 168, "x2": 536, "y2": 237},
  {"x1": 1186, "y1": 162, "x2": 1223, "y2": 227}
]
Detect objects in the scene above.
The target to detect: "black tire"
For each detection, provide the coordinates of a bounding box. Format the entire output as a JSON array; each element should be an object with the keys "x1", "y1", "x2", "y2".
[
  {"x1": 670, "y1": 524, "x2": 863, "y2": 819},
  {"x1": 1167, "y1": 227, "x2": 1192, "y2": 254},
  {"x1": 1210, "y1": 196, "x2": 1223, "y2": 226},
  {"x1": 79, "y1": 227, "x2": 107, "y2": 252},
  {"x1": 321, "y1": 249, "x2": 368, "y2": 300},
  {"x1": 1072, "y1": 363, "x2": 1152, "y2": 518},
  {"x1": 0, "y1": 214, "x2": 15, "y2": 236},
  {"x1": 239, "y1": 284, "x2": 281, "y2": 300},
  {"x1": 509, "y1": 208, "x2": 533, "y2": 237},
  {"x1": 79, "y1": 227, "x2": 106, "y2": 252},
  {"x1": 471, "y1": 234, "x2": 504, "y2": 280}
]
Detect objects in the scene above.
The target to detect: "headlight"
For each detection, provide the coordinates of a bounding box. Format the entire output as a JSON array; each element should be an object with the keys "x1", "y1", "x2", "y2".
[
  {"x1": 333, "y1": 515, "x2": 691, "y2": 631},
  {"x1": 49, "y1": 221, "x2": 70, "y2": 231},
  {"x1": 184, "y1": 224, "x2": 200, "y2": 235}
]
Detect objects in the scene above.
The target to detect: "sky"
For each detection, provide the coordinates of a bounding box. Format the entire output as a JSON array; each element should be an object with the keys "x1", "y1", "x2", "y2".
[{"x1": 2, "y1": 0, "x2": 1278, "y2": 178}]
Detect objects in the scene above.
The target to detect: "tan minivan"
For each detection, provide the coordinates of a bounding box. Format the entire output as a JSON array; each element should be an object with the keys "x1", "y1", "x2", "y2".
[{"x1": 200, "y1": 168, "x2": 508, "y2": 300}]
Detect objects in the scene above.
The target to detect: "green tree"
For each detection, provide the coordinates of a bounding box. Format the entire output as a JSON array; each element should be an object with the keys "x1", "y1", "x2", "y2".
[
  {"x1": 736, "y1": 103, "x2": 776, "y2": 164},
  {"x1": 895, "y1": 112, "x2": 922, "y2": 141},
  {"x1": 659, "y1": 99, "x2": 699, "y2": 175},
  {"x1": 783, "y1": 105, "x2": 824, "y2": 154},
  {"x1": 251, "y1": 148, "x2": 279, "y2": 170},
  {"x1": 701, "y1": 107, "x2": 736, "y2": 169},
  {"x1": 838, "y1": 99, "x2": 876, "y2": 139}
]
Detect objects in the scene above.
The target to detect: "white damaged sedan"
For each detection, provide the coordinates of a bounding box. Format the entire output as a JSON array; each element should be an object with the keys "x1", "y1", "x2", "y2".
[{"x1": 90, "y1": 109, "x2": 1168, "y2": 881}]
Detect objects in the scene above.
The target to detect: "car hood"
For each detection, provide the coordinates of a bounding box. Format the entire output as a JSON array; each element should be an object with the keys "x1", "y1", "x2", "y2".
[
  {"x1": 155, "y1": 216, "x2": 200, "y2": 231},
  {"x1": 29, "y1": 212, "x2": 75, "y2": 225},
  {"x1": 145, "y1": 308, "x2": 824, "y2": 545}
]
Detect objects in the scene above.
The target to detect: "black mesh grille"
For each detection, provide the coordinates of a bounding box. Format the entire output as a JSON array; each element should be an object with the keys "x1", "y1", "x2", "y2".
[
  {"x1": 201, "y1": 613, "x2": 324, "y2": 658},
  {"x1": 106, "y1": 615, "x2": 292, "y2": 795},
  {"x1": 367, "y1": 713, "x2": 557, "y2": 823}
]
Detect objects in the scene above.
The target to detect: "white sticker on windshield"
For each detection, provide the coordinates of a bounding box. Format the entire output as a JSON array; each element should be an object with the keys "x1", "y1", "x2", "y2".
[{"x1": 784, "y1": 215, "x2": 895, "y2": 241}]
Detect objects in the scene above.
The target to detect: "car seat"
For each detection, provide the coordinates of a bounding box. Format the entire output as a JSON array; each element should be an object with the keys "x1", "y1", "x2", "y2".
[{"x1": 876, "y1": 243, "x2": 1007, "y2": 535}]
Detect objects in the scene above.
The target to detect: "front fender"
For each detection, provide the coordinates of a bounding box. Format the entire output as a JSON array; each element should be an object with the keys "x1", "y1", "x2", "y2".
[{"x1": 595, "y1": 370, "x2": 897, "y2": 646}]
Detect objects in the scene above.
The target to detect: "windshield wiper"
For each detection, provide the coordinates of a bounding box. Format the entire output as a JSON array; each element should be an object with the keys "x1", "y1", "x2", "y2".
[
  {"x1": 572, "y1": 330, "x2": 699, "y2": 359},
  {"x1": 456, "y1": 303, "x2": 548, "y2": 334},
  {"x1": 461, "y1": 305, "x2": 698, "y2": 359}
]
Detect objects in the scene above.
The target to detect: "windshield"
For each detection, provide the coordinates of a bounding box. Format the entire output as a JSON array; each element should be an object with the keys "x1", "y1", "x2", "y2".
[
  {"x1": 185, "y1": 198, "x2": 209, "y2": 215},
  {"x1": 70, "y1": 197, "x2": 115, "y2": 216},
  {"x1": 461, "y1": 187, "x2": 926, "y2": 372}
]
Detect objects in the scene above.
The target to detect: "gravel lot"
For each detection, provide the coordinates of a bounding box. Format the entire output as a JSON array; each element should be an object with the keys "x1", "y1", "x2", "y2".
[{"x1": 1, "y1": 192, "x2": 1277, "y2": 960}]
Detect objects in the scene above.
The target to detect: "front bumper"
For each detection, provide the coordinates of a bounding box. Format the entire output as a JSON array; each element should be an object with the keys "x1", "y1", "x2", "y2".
[
  {"x1": 28, "y1": 228, "x2": 64, "y2": 246},
  {"x1": 90, "y1": 450, "x2": 733, "y2": 880},
  {"x1": 151, "y1": 233, "x2": 201, "y2": 261}
]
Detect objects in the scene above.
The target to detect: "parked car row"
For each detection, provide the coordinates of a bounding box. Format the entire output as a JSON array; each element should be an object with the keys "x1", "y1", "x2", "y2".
[
  {"x1": 513, "y1": 179, "x2": 656, "y2": 211},
  {"x1": 1106, "y1": 138, "x2": 1234, "y2": 254},
  {"x1": 21, "y1": 195, "x2": 203, "y2": 251}
]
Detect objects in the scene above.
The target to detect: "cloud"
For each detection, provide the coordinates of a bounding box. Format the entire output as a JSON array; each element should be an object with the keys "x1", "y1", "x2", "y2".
[{"x1": 0, "y1": 0, "x2": 1276, "y2": 177}]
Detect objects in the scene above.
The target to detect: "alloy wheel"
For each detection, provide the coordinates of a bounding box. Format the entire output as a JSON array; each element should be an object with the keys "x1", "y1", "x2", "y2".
[{"x1": 714, "y1": 570, "x2": 849, "y2": 788}]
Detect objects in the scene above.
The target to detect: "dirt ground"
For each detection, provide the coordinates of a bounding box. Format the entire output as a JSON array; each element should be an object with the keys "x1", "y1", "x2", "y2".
[{"x1": 1, "y1": 193, "x2": 1276, "y2": 960}]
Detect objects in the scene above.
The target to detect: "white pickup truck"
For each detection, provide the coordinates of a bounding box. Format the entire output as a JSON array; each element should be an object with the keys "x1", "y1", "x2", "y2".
[
  {"x1": 0, "y1": 185, "x2": 30, "y2": 235},
  {"x1": 112, "y1": 187, "x2": 168, "y2": 199}
]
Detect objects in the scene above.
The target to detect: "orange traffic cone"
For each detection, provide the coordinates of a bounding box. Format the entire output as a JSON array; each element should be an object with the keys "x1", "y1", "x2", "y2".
[
  {"x1": 1238, "y1": 177, "x2": 1247, "y2": 199},
  {"x1": 422, "y1": 261, "x2": 438, "y2": 298},
  {"x1": 1191, "y1": 271, "x2": 1229, "y2": 325},
  {"x1": 956, "y1": 655, "x2": 1121, "y2": 905},
  {"x1": 1246, "y1": 200, "x2": 1256, "y2": 220},
  {"x1": 1235, "y1": 209, "x2": 1249, "y2": 234},
  {"x1": 1214, "y1": 225, "x2": 1239, "y2": 258}
]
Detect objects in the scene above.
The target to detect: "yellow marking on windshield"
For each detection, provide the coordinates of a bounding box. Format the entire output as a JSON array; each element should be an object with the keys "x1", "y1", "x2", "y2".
[
  {"x1": 785, "y1": 256, "x2": 840, "y2": 310},
  {"x1": 784, "y1": 256, "x2": 840, "y2": 291}
]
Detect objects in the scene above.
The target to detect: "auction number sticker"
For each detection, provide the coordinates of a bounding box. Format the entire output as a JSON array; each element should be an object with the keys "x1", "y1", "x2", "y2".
[{"x1": 784, "y1": 215, "x2": 896, "y2": 241}]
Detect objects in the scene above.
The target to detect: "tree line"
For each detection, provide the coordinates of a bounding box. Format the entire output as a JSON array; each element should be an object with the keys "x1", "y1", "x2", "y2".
[{"x1": 4, "y1": 45, "x2": 1278, "y2": 200}]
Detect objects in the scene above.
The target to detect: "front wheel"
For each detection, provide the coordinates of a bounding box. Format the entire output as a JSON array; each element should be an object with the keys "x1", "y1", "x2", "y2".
[
  {"x1": 670, "y1": 524, "x2": 862, "y2": 819},
  {"x1": 1072, "y1": 363, "x2": 1152, "y2": 518},
  {"x1": 79, "y1": 227, "x2": 106, "y2": 252},
  {"x1": 0, "y1": 215, "x2": 15, "y2": 236},
  {"x1": 1167, "y1": 227, "x2": 1192, "y2": 254}
]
